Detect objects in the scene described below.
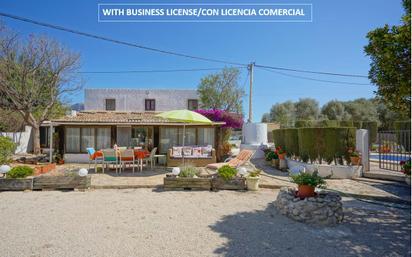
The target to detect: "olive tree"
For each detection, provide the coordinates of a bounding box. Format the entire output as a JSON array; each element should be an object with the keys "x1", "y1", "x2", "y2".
[{"x1": 0, "y1": 26, "x2": 81, "y2": 154}]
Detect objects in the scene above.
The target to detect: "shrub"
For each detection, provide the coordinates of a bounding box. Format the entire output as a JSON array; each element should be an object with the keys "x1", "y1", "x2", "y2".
[
  {"x1": 273, "y1": 129, "x2": 285, "y2": 149},
  {"x1": 7, "y1": 166, "x2": 34, "y2": 178},
  {"x1": 179, "y1": 165, "x2": 198, "y2": 178},
  {"x1": 339, "y1": 120, "x2": 354, "y2": 127},
  {"x1": 353, "y1": 121, "x2": 363, "y2": 129},
  {"x1": 361, "y1": 121, "x2": 378, "y2": 145},
  {"x1": 294, "y1": 120, "x2": 314, "y2": 128},
  {"x1": 394, "y1": 120, "x2": 411, "y2": 131},
  {"x1": 217, "y1": 165, "x2": 237, "y2": 181},
  {"x1": 290, "y1": 171, "x2": 326, "y2": 188},
  {"x1": 283, "y1": 128, "x2": 299, "y2": 157},
  {"x1": 248, "y1": 170, "x2": 261, "y2": 177},
  {"x1": 0, "y1": 136, "x2": 16, "y2": 165},
  {"x1": 317, "y1": 120, "x2": 339, "y2": 127},
  {"x1": 265, "y1": 151, "x2": 277, "y2": 161}
]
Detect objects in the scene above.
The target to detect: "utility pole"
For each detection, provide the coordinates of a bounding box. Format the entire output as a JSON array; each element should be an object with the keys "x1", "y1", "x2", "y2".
[{"x1": 248, "y1": 62, "x2": 255, "y2": 123}]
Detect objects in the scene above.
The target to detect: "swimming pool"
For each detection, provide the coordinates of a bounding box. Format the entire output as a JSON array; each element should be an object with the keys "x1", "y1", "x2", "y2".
[{"x1": 370, "y1": 154, "x2": 410, "y2": 162}]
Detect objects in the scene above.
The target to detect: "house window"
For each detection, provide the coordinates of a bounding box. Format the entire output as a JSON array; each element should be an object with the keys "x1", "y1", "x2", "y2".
[
  {"x1": 159, "y1": 127, "x2": 215, "y2": 153},
  {"x1": 131, "y1": 127, "x2": 153, "y2": 149},
  {"x1": 145, "y1": 99, "x2": 156, "y2": 111},
  {"x1": 187, "y1": 99, "x2": 198, "y2": 110},
  {"x1": 65, "y1": 127, "x2": 111, "y2": 153},
  {"x1": 105, "y1": 99, "x2": 116, "y2": 111}
]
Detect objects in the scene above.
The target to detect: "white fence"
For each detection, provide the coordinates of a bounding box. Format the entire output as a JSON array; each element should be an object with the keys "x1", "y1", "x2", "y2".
[{"x1": 0, "y1": 126, "x2": 33, "y2": 154}]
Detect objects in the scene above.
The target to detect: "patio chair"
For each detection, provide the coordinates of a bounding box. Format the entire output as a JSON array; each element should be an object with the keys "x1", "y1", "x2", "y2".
[
  {"x1": 87, "y1": 147, "x2": 103, "y2": 172},
  {"x1": 102, "y1": 149, "x2": 120, "y2": 174},
  {"x1": 206, "y1": 150, "x2": 254, "y2": 170},
  {"x1": 119, "y1": 149, "x2": 135, "y2": 173},
  {"x1": 143, "y1": 147, "x2": 157, "y2": 170}
]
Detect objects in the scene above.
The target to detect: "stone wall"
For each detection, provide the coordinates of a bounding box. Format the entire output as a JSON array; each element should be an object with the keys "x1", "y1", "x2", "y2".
[{"x1": 275, "y1": 187, "x2": 344, "y2": 226}]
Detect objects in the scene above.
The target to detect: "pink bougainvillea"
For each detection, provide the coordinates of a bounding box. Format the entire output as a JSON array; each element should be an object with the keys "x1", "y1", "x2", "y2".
[{"x1": 194, "y1": 109, "x2": 243, "y2": 129}]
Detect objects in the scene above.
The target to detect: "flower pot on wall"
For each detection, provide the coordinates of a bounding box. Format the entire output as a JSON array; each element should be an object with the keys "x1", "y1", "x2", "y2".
[
  {"x1": 278, "y1": 153, "x2": 286, "y2": 160},
  {"x1": 297, "y1": 185, "x2": 315, "y2": 198},
  {"x1": 350, "y1": 156, "x2": 360, "y2": 165}
]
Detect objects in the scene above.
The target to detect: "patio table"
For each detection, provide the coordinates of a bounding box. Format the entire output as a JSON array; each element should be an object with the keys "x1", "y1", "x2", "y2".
[{"x1": 93, "y1": 149, "x2": 149, "y2": 172}]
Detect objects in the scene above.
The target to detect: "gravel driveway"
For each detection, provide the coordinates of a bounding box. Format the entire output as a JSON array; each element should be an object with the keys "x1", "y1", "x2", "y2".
[{"x1": 0, "y1": 189, "x2": 410, "y2": 257}]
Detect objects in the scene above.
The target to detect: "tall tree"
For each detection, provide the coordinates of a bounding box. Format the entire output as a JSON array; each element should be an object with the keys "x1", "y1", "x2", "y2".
[
  {"x1": 197, "y1": 67, "x2": 245, "y2": 114},
  {"x1": 0, "y1": 26, "x2": 81, "y2": 154},
  {"x1": 364, "y1": 0, "x2": 411, "y2": 117},
  {"x1": 269, "y1": 101, "x2": 296, "y2": 126},
  {"x1": 321, "y1": 100, "x2": 351, "y2": 121},
  {"x1": 294, "y1": 98, "x2": 319, "y2": 120},
  {"x1": 343, "y1": 98, "x2": 379, "y2": 122}
]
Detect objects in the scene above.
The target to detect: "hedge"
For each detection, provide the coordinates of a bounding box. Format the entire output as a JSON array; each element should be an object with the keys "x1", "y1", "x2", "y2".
[
  {"x1": 394, "y1": 121, "x2": 411, "y2": 131},
  {"x1": 273, "y1": 127, "x2": 356, "y2": 164},
  {"x1": 317, "y1": 120, "x2": 339, "y2": 127},
  {"x1": 361, "y1": 121, "x2": 378, "y2": 144},
  {"x1": 294, "y1": 120, "x2": 314, "y2": 128},
  {"x1": 339, "y1": 120, "x2": 354, "y2": 127}
]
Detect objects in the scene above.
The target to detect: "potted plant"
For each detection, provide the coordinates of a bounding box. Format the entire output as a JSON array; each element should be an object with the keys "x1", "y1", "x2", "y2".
[
  {"x1": 290, "y1": 171, "x2": 326, "y2": 198},
  {"x1": 212, "y1": 165, "x2": 246, "y2": 190},
  {"x1": 276, "y1": 146, "x2": 286, "y2": 160},
  {"x1": 264, "y1": 150, "x2": 273, "y2": 165},
  {"x1": 348, "y1": 149, "x2": 361, "y2": 165},
  {"x1": 400, "y1": 159, "x2": 411, "y2": 185},
  {"x1": 246, "y1": 169, "x2": 261, "y2": 191},
  {"x1": 54, "y1": 152, "x2": 65, "y2": 165}
]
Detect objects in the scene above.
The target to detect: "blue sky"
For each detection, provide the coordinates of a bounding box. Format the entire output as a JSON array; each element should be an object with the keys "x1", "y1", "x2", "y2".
[{"x1": 0, "y1": 0, "x2": 405, "y2": 121}]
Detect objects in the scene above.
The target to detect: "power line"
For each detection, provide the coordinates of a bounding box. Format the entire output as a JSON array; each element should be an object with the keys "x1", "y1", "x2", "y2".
[
  {"x1": 78, "y1": 67, "x2": 243, "y2": 74},
  {"x1": 258, "y1": 67, "x2": 372, "y2": 86},
  {"x1": 0, "y1": 12, "x2": 246, "y2": 66},
  {"x1": 0, "y1": 12, "x2": 370, "y2": 79},
  {"x1": 255, "y1": 64, "x2": 369, "y2": 79}
]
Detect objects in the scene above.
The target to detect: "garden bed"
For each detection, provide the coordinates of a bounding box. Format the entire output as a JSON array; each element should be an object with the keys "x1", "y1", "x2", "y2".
[
  {"x1": 163, "y1": 176, "x2": 211, "y2": 190},
  {"x1": 0, "y1": 178, "x2": 33, "y2": 191},
  {"x1": 33, "y1": 175, "x2": 90, "y2": 190},
  {"x1": 211, "y1": 177, "x2": 246, "y2": 190}
]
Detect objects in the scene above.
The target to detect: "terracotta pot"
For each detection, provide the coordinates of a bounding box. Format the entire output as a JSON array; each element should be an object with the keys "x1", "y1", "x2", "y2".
[
  {"x1": 278, "y1": 153, "x2": 286, "y2": 160},
  {"x1": 405, "y1": 176, "x2": 411, "y2": 186},
  {"x1": 350, "y1": 156, "x2": 360, "y2": 165},
  {"x1": 297, "y1": 185, "x2": 315, "y2": 198},
  {"x1": 58, "y1": 160, "x2": 65, "y2": 165}
]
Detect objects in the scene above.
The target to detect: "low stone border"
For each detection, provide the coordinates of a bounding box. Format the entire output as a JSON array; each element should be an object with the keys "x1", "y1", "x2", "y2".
[{"x1": 275, "y1": 187, "x2": 344, "y2": 226}]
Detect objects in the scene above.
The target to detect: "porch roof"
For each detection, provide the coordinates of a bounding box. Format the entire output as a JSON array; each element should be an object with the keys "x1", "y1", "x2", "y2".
[{"x1": 46, "y1": 111, "x2": 225, "y2": 126}]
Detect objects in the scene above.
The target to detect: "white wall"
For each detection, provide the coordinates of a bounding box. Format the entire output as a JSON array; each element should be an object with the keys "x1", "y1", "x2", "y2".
[
  {"x1": 84, "y1": 88, "x2": 199, "y2": 111},
  {"x1": 0, "y1": 126, "x2": 33, "y2": 154}
]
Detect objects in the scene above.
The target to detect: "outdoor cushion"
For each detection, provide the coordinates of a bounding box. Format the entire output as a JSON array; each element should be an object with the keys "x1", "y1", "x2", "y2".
[
  {"x1": 172, "y1": 147, "x2": 182, "y2": 157},
  {"x1": 104, "y1": 156, "x2": 117, "y2": 162},
  {"x1": 201, "y1": 146, "x2": 212, "y2": 157},
  {"x1": 182, "y1": 147, "x2": 192, "y2": 156},
  {"x1": 192, "y1": 147, "x2": 202, "y2": 157}
]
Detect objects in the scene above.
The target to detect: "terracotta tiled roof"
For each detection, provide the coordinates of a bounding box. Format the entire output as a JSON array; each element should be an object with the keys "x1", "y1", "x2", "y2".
[{"x1": 50, "y1": 111, "x2": 224, "y2": 125}]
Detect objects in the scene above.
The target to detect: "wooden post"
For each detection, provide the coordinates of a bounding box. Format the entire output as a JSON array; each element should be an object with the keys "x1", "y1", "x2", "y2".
[
  {"x1": 49, "y1": 123, "x2": 53, "y2": 163},
  {"x1": 248, "y1": 62, "x2": 255, "y2": 123}
]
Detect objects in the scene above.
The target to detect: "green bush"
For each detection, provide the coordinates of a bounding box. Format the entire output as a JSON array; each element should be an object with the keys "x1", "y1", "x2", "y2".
[
  {"x1": 361, "y1": 121, "x2": 378, "y2": 145},
  {"x1": 290, "y1": 171, "x2": 326, "y2": 188},
  {"x1": 265, "y1": 151, "x2": 278, "y2": 161},
  {"x1": 283, "y1": 128, "x2": 299, "y2": 157},
  {"x1": 317, "y1": 120, "x2": 339, "y2": 127},
  {"x1": 339, "y1": 120, "x2": 354, "y2": 127},
  {"x1": 353, "y1": 121, "x2": 363, "y2": 129},
  {"x1": 0, "y1": 136, "x2": 16, "y2": 165},
  {"x1": 179, "y1": 165, "x2": 198, "y2": 178},
  {"x1": 7, "y1": 166, "x2": 34, "y2": 178},
  {"x1": 295, "y1": 120, "x2": 314, "y2": 128},
  {"x1": 394, "y1": 121, "x2": 411, "y2": 131},
  {"x1": 217, "y1": 165, "x2": 237, "y2": 181},
  {"x1": 273, "y1": 129, "x2": 285, "y2": 149}
]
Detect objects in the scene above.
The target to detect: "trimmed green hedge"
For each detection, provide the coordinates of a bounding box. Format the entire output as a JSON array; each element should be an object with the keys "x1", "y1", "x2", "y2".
[
  {"x1": 361, "y1": 121, "x2": 378, "y2": 144},
  {"x1": 295, "y1": 120, "x2": 314, "y2": 128},
  {"x1": 317, "y1": 120, "x2": 339, "y2": 127},
  {"x1": 339, "y1": 120, "x2": 354, "y2": 127},
  {"x1": 394, "y1": 121, "x2": 411, "y2": 131},
  {"x1": 273, "y1": 127, "x2": 356, "y2": 164}
]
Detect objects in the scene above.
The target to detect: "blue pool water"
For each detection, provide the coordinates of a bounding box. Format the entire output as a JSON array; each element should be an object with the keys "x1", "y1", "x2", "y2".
[{"x1": 370, "y1": 154, "x2": 410, "y2": 162}]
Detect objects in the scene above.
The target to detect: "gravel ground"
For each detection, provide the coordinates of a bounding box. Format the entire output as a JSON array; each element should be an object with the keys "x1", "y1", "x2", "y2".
[{"x1": 0, "y1": 189, "x2": 410, "y2": 257}]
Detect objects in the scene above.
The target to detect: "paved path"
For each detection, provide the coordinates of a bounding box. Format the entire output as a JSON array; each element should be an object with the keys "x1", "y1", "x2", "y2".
[{"x1": 0, "y1": 189, "x2": 410, "y2": 257}]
